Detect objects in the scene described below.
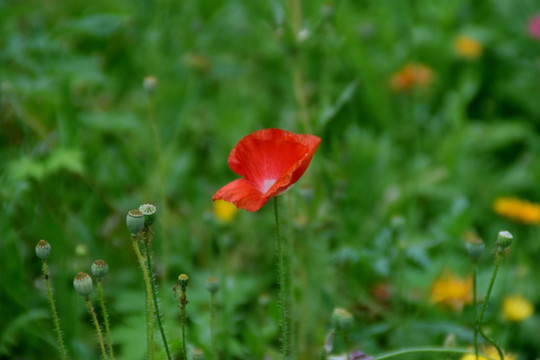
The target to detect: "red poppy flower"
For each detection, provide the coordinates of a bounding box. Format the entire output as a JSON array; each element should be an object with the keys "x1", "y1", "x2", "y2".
[{"x1": 212, "y1": 128, "x2": 321, "y2": 212}]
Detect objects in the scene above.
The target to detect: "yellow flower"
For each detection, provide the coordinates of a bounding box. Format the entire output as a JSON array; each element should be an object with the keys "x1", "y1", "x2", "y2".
[
  {"x1": 213, "y1": 199, "x2": 238, "y2": 223},
  {"x1": 389, "y1": 63, "x2": 434, "y2": 91},
  {"x1": 430, "y1": 271, "x2": 472, "y2": 312},
  {"x1": 460, "y1": 345, "x2": 516, "y2": 360},
  {"x1": 503, "y1": 295, "x2": 534, "y2": 322},
  {"x1": 454, "y1": 35, "x2": 483, "y2": 59},
  {"x1": 493, "y1": 197, "x2": 540, "y2": 225}
]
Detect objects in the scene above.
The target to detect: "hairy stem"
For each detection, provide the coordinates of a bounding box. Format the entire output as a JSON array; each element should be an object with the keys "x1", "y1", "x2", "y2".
[
  {"x1": 96, "y1": 280, "x2": 115, "y2": 360},
  {"x1": 144, "y1": 241, "x2": 172, "y2": 360},
  {"x1": 42, "y1": 261, "x2": 68, "y2": 360},
  {"x1": 274, "y1": 197, "x2": 289, "y2": 360},
  {"x1": 132, "y1": 237, "x2": 155, "y2": 359},
  {"x1": 86, "y1": 297, "x2": 108, "y2": 360}
]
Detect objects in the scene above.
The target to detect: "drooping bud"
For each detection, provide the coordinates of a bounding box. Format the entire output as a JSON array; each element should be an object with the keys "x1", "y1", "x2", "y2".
[
  {"x1": 206, "y1": 277, "x2": 219, "y2": 294},
  {"x1": 138, "y1": 203, "x2": 157, "y2": 227},
  {"x1": 91, "y1": 260, "x2": 109, "y2": 279},
  {"x1": 73, "y1": 272, "x2": 93, "y2": 297},
  {"x1": 35, "y1": 240, "x2": 51, "y2": 260},
  {"x1": 331, "y1": 307, "x2": 353, "y2": 330},
  {"x1": 126, "y1": 209, "x2": 145, "y2": 236},
  {"x1": 496, "y1": 230, "x2": 513, "y2": 251}
]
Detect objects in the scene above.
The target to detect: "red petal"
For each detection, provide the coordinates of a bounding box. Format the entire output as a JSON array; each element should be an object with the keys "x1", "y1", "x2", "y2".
[
  {"x1": 212, "y1": 179, "x2": 269, "y2": 212},
  {"x1": 228, "y1": 129, "x2": 321, "y2": 195}
]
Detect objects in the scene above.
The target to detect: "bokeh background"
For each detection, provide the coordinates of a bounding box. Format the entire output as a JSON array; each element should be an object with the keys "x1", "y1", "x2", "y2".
[{"x1": 1, "y1": 0, "x2": 540, "y2": 359}]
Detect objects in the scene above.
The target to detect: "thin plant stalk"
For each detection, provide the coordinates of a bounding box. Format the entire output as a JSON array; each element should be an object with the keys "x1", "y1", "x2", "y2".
[
  {"x1": 373, "y1": 347, "x2": 497, "y2": 360},
  {"x1": 42, "y1": 260, "x2": 68, "y2": 360},
  {"x1": 86, "y1": 297, "x2": 108, "y2": 360},
  {"x1": 274, "y1": 197, "x2": 289, "y2": 360},
  {"x1": 96, "y1": 280, "x2": 115, "y2": 360},
  {"x1": 132, "y1": 236, "x2": 155, "y2": 359},
  {"x1": 477, "y1": 251, "x2": 505, "y2": 360},
  {"x1": 210, "y1": 292, "x2": 216, "y2": 358},
  {"x1": 143, "y1": 238, "x2": 172, "y2": 360},
  {"x1": 472, "y1": 261, "x2": 478, "y2": 360},
  {"x1": 174, "y1": 275, "x2": 189, "y2": 360}
]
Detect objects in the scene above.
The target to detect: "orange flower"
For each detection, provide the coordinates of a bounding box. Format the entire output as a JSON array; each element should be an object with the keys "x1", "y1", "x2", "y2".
[
  {"x1": 389, "y1": 63, "x2": 433, "y2": 91},
  {"x1": 454, "y1": 35, "x2": 483, "y2": 59},
  {"x1": 430, "y1": 271, "x2": 472, "y2": 312},
  {"x1": 493, "y1": 197, "x2": 540, "y2": 225}
]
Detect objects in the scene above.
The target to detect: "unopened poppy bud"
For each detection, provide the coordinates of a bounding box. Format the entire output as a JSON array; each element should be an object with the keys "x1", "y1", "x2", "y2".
[
  {"x1": 143, "y1": 76, "x2": 158, "y2": 93},
  {"x1": 126, "y1": 209, "x2": 145, "y2": 236},
  {"x1": 91, "y1": 260, "x2": 109, "y2": 279},
  {"x1": 73, "y1": 272, "x2": 93, "y2": 297},
  {"x1": 139, "y1": 203, "x2": 157, "y2": 227},
  {"x1": 496, "y1": 230, "x2": 513, "y2": 251},
  {"x1": 178, "y1": 274, "x2": 189, "y2": 288},
  {"x1": 465, "y1": 234, "x2": 485, "y2": 261},
  {"x1": 206, "y1": 277, "x2": 219, "y2": 294},
  {"x1": 35, "y1": 240, "x2": 51, "y2": 260},
  {"x1": 331, "y1": 307, "x2": 353, "y2": 330}
]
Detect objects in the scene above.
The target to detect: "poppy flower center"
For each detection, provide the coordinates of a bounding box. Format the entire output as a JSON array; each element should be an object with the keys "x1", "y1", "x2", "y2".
[{"x1": 261, "y1": 178, "x2": 278, "y2": 194}]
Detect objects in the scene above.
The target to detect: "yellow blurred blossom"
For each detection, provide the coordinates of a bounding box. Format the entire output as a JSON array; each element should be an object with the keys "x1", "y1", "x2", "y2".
[
  {"x1": 454, "y1": 35, "x2": 483, "y2": 59},
  {"x1": 389, "y1": 63, "x2": 434, "y2": 91},
  {"x1": 430, "y1": 271, "x2": 472, "y2": 312},
  {"x1": 493, "y1": 197, "x2": 540, "y2": 225},
  {"x1": 503, "y1": 295, "x2": 534, "y2": 322},
  {"x1": 460, "y1": 345, "x2": 516, "y2": 360},
  {"x1": 213, "y1": 199, "x2": 238, "y2": 223}
]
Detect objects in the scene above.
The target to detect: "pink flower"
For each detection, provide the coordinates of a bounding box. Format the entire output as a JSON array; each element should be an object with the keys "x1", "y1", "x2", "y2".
[{"x1": 528, "y1": 14, "x2": 540, "y2": 39}]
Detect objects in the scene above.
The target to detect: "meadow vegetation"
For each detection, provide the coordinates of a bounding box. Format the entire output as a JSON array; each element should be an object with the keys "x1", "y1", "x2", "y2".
[{"x1": 1, "y1": 0, "x2": 540, "y2": 359}]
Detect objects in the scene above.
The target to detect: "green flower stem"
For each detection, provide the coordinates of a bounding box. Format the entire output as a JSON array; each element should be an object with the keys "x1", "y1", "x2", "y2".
[
  {"x1": 373, "y1": 347, "x2": 497, "y2": 360},
  {"x1": 274, "y1": 197, "x2": 289, "y2": 360},
  {"x1": 132, "y1": 236, "x2": 155, "y2": 360},
  {"x1": 472, "y1": 261, "x2": 478, "y2": 360},
  {"x1": 478, "y1": 251, "x2": 505, "y2": 360},
  {"x1": 86, "y1": 297, "x2": 108, "y2": 360},
  {"x1": 180, "y1": 288, "x2": 188, "y2": 360},
  {"x1": 143, "y1": 240, "x2": 172, "y2": 360},
  {"x1": 210, "y1": 292, "x2": 216, "y2": 358},
  {"x1": 96, "y1": 280, "x2": 115, "y2": 360},
  {"x1": 42, "y1": 260, "x2": 68, "y2": 360}
]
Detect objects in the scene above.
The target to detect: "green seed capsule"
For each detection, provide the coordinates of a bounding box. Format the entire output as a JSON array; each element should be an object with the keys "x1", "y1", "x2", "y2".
[
  {"x1": 126, "y1": 209, "x2": 145, "y2": 236},
  {"x1": 35, "y1": 240, "x2": 51, "y2": 260},
  {"x1": 73, "y1": 272, "x2": 93, "y2": 297},
  {"x1": 91, "y1": 260, "x2": 109, "y2": 279}
]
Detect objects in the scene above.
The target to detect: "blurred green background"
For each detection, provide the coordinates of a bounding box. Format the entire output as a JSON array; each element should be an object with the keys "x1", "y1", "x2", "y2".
[{"x1": 1, "y1": 0, "x2": 540, "y2": 359}]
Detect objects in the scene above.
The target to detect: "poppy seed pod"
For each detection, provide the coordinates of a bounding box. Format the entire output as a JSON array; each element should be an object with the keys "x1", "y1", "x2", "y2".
[
  {"x1": 332, "y1": 307, "x2": 353, "y2": 330},
  {"x1": 126, "y1": 209, "x2": 145, "y2": 236},
  {"x1": 91, "y1": 260, "x2": 109, "y2": 279},
  {"x1": 139, "y1": 203, "x2": 157, "y2": 227},
  {"x1": 143, "y1": 76, "x2": 158, "y2": 93},
  {"x1": 35, "y1": 240, "x2": 51, "y2": 260},
  {"x1": 206, "y1": 277, "x2": 219, "y2": 294},
  {"x1": 496, "y1": 230, "x2": 513, "y2": 251},
  {"x1": 465, "y1": 237, "x2": 485, "y2": 261},
  {"x1": 73, "y1": 272, "x2": 93, "y2": 297}
]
